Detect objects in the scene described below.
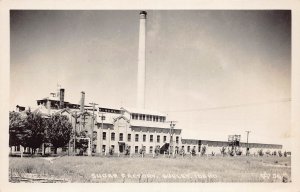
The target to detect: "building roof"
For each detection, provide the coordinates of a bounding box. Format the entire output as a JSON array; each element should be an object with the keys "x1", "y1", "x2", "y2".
[
  {"x1": 32, "y1": 106, "x2": 58, "y2": 116},
  {"x1": 37, "y1": 96, "x2": 60, "y2": 101},
  {"x1": 121, "y1": 107, "x2": 166, "y2": 117}
]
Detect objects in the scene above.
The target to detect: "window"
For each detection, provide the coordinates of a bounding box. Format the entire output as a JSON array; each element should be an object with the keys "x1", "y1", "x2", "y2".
[
  {"x1": 150, "y1": 115, "x2": 153, "y2": 121},
  {"x1": 135, "y1": 146, "x2": 138, "y2": 154},
  {"x1": 175, "y1": 146, "x2": 179, "y2": 154},
  {"x1": 132, "y1": 114, "x2": 139, "y2": 120},
  {"x1": 128, "y1": 134, "x2": 131, "y2": 142},
  {"x1": 139, "y1": 114, "x2": 143, "y2": 120},
  {"x1": 119, "y1": 133, "x2": 123, "y2": 141},
  {"x1": 143, "y1": 134, "x2": 146, "y2": 142},
  {"x1": 150, "y1": 146, "x2": 153, "y2": 153},
  {"x1": 157, "y1": 135, "x2": 160, "y2": 143},
  {"x1": 102, "y1": 145, "x2": 106, "y2": 152},
  {"x1": 163, "y1": 136, "x2": 167, "y2": 142},
  {"x1": 187, "y1": 146, "x2": 190, "y2": 152},
  {"x1": 150, "y1": 135, "x2": 153, "y2": 142},
  {"x1": 135, "y1": 134, "x2": 139, "y2": 142},
  {"x1": 93, "y1": 131, "x2": 97, "y2": 140},
  {"x1": 111, "y1": 132, "x2": 115, "y2": 141},
  {"x1": 103, "y1": 132, "x2": 106, "y2": 140},
  {"x1": 111, "y1": 145, "x2": 114, "y2": 149},
  {"x1": 176, "y1": 136, "x2": 179, "y2": 144},
  {"x1": 15, "y1": 146, "x2": 20, "y2": 152}
]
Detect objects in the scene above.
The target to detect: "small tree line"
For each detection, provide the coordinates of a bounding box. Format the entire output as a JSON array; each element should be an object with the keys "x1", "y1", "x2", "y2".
[{"x1": 9, "y1": 111, "x2": 73, "y2": 155}]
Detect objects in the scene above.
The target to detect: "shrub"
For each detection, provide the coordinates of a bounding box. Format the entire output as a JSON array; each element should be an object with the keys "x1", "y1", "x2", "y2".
[
  {"x1": 236, "y1": 150, "x2": 242, "y2": 156},
  {"x1": 258, "y1": 149, "x2": 264, "y2": 156},
  {"x1": 201, "y1": 146, "x2": 206, "y2": 156},
  {"x1": 220, "y1": 147, "x2": 226, "y2": 156}
]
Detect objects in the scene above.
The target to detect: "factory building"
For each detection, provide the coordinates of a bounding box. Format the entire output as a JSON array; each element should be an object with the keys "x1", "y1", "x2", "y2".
[
  {"x1": 11, "y1": 87, "x2": 283, "y2": 156},
  {"x1": 10, "y1": 11, "x2": 285, "y2": 156}
]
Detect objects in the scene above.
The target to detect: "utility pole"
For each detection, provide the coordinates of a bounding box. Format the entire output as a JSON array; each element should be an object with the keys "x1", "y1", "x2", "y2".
[
  {"x1": 73, "y1": 111, "x2": 78, "y2": 154},
  {"x1": 89, "y1": 102, "x2": 98, "y2": 154},
  {"x1": 246, "y1": 131, "x2": 251, "y2": 156},
  {"x1": 168, "y1": 121, "x2": 176, "y2": 157},
  {"x1": 98, "y1": 112, "x2": 106, "y2": 154}
]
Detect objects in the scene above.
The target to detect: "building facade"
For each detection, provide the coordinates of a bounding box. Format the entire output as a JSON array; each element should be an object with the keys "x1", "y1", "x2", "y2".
[
  {"x1": 10, "y1": 88, "x2": 284, "y2": 156},
  {"x1": 94, "y1": 107, "x2": 181, "y2": 155}
]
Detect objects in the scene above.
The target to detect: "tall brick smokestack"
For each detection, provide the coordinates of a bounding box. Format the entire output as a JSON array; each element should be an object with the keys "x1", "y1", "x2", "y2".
[
  {"x1": 59, "y1": 88, "x2": 65, "y2": 109},
  {"x1": 137, "y1": 11, "x2": 147, "y2": 109},
  {"x1": 80, "y1": 91, "x2": 85, "y2": 112}
]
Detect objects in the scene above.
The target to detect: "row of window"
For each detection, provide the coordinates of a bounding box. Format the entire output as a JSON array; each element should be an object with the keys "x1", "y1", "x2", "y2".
[
  {"x1": 99, "y1": 108, "x2": 121, "y2": 114},
  {"x1": 102, "y1": 132, "x2": 180, "y2": 143},
  {"x1": 131, "y1": 113, "x2": 166, "y2": 122},
  {"x1": 102, "y1": 145, "x2": 179, "y2": 154}
]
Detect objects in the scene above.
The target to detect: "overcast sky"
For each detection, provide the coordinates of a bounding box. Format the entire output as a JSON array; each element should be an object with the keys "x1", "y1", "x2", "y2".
[{"x1": 10, "y1": 10, "x2": 291, "y2": 149}]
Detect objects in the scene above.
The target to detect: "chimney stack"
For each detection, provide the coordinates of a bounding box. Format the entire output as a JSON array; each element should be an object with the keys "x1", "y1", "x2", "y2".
[
  {"x1": 137, "y1": 11, "x2": 147, "y2": 109},
  {"x1": 80, "y1": 91, "x2": 85, "y2": 112},
  {"x1": 59, "y1": 88, "x2": 65, "y2": 109}
]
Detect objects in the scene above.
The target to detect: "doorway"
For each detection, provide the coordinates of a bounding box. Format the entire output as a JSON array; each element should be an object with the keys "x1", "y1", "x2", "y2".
[{"x1": 119, "y1": 142, "x2": 125, "y2": 153}]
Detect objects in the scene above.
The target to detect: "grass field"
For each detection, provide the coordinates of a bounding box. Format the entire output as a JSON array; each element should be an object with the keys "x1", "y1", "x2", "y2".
[{"x1": 9, "y1": 155, "x2": 291, "y2": 183}]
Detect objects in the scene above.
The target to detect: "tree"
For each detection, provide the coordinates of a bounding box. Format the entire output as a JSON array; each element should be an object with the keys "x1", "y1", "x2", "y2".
[
  {"x1": 23, "y1": 112, "x2": 47, "y2": 154},
  {"x1": 9, "y1": 111, "x2": 27, "y2": 149},
  {"x1": 46, "y1": 114, "x2": 73, "y2": 154}
]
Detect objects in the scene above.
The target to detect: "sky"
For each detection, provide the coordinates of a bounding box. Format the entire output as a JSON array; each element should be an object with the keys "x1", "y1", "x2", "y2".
[{"x1": 10, "y1": 10, "x2": 291, "y2": 149}]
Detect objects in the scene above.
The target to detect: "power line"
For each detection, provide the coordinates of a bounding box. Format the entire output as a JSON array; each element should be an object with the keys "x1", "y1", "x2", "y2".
[{"x1": 164, "y1": 98, "x2": 291, "y2": 113}]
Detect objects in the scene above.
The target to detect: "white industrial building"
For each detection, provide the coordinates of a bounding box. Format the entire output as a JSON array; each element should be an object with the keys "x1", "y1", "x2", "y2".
[{"x1": 11, "y1": 11, "x2": 284, "y2": 156}]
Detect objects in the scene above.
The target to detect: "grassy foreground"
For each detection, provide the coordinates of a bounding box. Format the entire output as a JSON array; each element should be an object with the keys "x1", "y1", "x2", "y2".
[{"x1": 9, "y1": 155, "x2": 291, "y2": 183}]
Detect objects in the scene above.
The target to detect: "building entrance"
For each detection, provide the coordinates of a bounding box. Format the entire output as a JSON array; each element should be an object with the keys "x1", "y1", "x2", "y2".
[{"x1": 119, "y1": 142, "x2": 125, "y2": 153}]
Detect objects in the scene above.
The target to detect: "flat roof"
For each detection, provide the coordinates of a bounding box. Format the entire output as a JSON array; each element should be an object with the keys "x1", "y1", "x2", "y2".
[{"x1": 122, "y1": 107, "x2": 166, "y2": 117}]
